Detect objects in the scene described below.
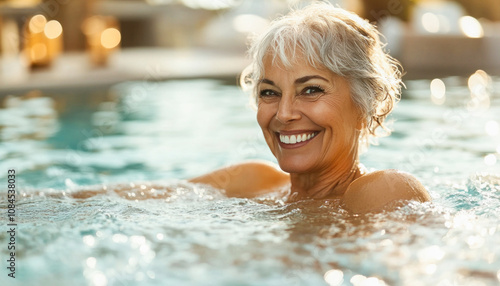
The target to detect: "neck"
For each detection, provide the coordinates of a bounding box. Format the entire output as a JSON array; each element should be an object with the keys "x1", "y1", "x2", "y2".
[{"x1": 288, "y1": 159, "x2": 362, "y2": 201}]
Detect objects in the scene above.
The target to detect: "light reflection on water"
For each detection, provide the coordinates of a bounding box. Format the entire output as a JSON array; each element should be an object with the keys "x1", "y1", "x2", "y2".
[{"x1": 0, "y1": 76, "x2": 500, "y2": 285}]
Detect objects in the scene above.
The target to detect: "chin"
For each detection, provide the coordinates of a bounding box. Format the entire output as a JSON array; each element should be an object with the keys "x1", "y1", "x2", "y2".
[{"x1": 277, "y1": 158, "x2": 312, "y2": 174}]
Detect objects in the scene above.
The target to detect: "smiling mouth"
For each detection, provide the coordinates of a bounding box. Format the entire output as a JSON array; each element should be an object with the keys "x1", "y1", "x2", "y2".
[{"x1": 277, "y1": 132, "x2": 318, "y2": 145}]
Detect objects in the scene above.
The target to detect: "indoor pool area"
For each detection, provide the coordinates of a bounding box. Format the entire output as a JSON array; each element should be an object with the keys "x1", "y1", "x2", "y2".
[{"x1": 1, "y1": 74, "x2": 500, "y2": 285}]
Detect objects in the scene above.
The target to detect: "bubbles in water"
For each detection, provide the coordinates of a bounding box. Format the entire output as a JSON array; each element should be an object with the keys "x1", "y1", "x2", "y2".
[{"x1": 459, "y1": 16, "x2": 484, "y2": 38}]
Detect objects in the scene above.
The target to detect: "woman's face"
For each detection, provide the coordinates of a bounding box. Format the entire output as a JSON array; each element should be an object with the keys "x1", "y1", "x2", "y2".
[{"x1": 256, "y1": 54, "x2": 362, "y2": 174}]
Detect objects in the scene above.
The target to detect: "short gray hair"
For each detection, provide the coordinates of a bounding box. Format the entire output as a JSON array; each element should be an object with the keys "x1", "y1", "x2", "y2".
[{"x1": 240, "y1": 2, "x2": 403, "y2": 153}]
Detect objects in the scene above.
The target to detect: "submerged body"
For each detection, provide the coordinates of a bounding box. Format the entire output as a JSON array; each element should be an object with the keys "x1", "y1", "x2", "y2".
[{"x1": 190, "y1": 161, "x2": 430, "y2": 213}]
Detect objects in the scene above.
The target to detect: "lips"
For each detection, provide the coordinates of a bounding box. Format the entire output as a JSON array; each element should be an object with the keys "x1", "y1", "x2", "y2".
[{"x1": 277, "y1": 131, "x2": 318, "y2": 145}]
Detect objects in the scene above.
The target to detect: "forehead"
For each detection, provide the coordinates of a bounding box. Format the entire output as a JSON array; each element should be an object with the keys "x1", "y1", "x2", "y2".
[{"x1": 261, "y1": 52, "x2": 333, "y2": 81}]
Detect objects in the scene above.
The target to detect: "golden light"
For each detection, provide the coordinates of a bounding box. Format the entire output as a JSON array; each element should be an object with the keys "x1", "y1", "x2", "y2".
[
  {"x1": 459, "y1": 16, "x2": 484, "y2": 38},
  {"x1": 81, "y1": 15, "x2": 120, "y2": 65},
  {"x1": 30, "y1": 43, "x2": 47, "y2": 61},
  {"x1": 8, "y1": 0, "x2": 42, "y2": 8},
  {"x1": 44, "y1": 20, "x2": 63, "y2": 39},
  {"x1": 468, "y1": 70, "x2": 490, "y2": 93},
  {"x1": 421, "y1": 13, "x2": 440, "y2": 33},
  {"x1": 430, "y1": 78, "x2": 446, "y2": 105},
  {"x1": 81, "y1": 16, "x2": 107, "y2": 37},
  {"x1": 28, "y1": 14, "x2": 47, "y2": 34},
  {"x1": 100, "y1": 28, "x2": 121, "y2": 49}
]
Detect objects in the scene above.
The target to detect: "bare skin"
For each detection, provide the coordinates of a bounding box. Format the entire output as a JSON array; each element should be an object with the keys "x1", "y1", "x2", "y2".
[{"x1": 190, "y1": 53, "x2": 431, "y2": 213}]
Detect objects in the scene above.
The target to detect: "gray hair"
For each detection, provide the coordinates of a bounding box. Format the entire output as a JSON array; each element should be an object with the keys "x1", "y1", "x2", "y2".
[{"x1": 240, "y1": 2, "x2": 403, "y2": 153}]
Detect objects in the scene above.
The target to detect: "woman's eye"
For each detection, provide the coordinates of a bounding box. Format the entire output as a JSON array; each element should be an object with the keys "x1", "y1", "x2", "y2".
[
  {"x1": 302, "y1": 86, "x2": 324, "y2": 95},
  {"x1": 259, "y1": 89, "x2": 279, "y2": 97}
]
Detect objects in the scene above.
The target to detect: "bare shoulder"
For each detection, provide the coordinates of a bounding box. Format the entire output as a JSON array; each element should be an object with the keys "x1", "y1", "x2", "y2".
[
  {"x1": 341, "y1": 169, "x2": 431, "y2": 213},
  {"x1": 189, "y1": 160, "x2": 289, "y2": 198}
]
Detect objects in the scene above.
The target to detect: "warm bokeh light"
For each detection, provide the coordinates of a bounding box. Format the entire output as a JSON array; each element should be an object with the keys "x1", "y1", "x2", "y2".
[
  {"x1": 30, "y1": 43, "x2": 47, "y2": 61},
  {"x1": 82, "y1": 16, "x2": 107, "y2": 37},
  {"x1": 28, "y1": 14, "x2": 47, "y2": 34},
  {"x1": 459, "y1": 16, "x2": 484, "y2": 38},
  {"x1": 468, "y1": 70, "x2": 491, "y2": 93},
  {"x1": 421, "y1": 13, "x2": 440, "y2": 33},
  {"x1": 44, "y1": 20, "x2": 63, "y2": 39},
  {"x1": 430, "y1": 78, "x2": 446, "y2": 105},
  {"x1": 100, "y1": 28, "x2": 121, "y2": 49}
]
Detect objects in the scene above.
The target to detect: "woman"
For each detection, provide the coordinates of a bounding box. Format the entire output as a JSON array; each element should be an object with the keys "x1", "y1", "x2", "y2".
[{"x1": 190, "y1": 3, "x2": 431, "y2": 213}]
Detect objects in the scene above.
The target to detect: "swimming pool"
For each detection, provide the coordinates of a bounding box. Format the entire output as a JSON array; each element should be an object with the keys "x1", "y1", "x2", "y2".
[{"x1": 1, "y1": 74, "x2": 500, "y2": 285}]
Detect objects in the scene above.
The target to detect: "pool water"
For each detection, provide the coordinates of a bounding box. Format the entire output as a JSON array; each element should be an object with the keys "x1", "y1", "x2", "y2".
[{"x1": 1, "y1": 76, "x2": 500, "y2": 286}]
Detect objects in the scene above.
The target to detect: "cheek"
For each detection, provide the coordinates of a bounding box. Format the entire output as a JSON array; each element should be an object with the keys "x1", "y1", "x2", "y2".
[{"x1": 256, "y1": 103, "x2": 273, "y2": 130}]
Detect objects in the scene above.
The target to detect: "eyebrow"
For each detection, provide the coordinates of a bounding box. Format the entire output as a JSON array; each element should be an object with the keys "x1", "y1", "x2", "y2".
[
  {"x1": 259, "y1": 75, "x2": 329, "y2": 86},
  {"x1": 295, "y1": 75, "x2": 329, "y2": 84},
  {"x1": 259, "y1": 78, "x2": 276, "y2": 86}
]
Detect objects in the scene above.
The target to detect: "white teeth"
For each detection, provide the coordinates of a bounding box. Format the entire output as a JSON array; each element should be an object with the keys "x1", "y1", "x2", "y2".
[{"x1": 279, "y1": 132, "x2": 317, "y2": 144}]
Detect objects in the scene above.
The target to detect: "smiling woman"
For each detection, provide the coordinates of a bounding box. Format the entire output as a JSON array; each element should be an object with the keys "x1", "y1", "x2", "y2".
[{"x1": 190, "y1": 2, "x2": 431, "y2": 213}]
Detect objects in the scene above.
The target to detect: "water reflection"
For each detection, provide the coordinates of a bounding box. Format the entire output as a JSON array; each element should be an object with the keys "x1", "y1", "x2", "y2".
[
  {"x1": 467, "y1": 70, "x2": 492, "y2": 113},
  {"x1": 0, "y1": 91, "x2": 59, "y2": 141},
  {"x1": 430, "y1": 78, "x2": 446, "y2": 105}
]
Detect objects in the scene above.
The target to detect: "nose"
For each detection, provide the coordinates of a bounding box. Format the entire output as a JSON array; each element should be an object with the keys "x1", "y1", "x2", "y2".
[{"x1": 276, "y1": 95, "x2": 301, "y2": 124}]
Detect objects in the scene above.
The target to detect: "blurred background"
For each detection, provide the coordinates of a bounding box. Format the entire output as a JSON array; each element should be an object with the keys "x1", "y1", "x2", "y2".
[
  {"x1": 0, "y1": 0, "x2": 499, "y2": 186},
  {"x1": 1, "y1": 0, "x2": 499, "y2": 92}
]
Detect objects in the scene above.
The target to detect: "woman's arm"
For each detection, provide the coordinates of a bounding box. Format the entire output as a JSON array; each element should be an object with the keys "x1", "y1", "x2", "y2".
[
  {"x1": 189, "y1": 160, "x2": 290, "y2": 198},
  {"x1": 341, "y1": 169, "x2": 431, "y2": 213}
]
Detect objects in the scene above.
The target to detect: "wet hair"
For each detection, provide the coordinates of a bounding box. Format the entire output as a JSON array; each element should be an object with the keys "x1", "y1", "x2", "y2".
[{"x1": 240, "y1": 2, "x2": 403, "y2": 153}]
